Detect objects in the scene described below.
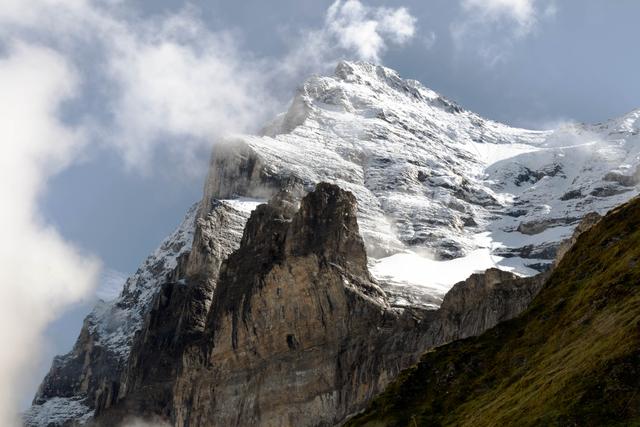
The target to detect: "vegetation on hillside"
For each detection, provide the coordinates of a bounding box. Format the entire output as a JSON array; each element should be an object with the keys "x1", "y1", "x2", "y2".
[{"x1": 347, "y1": 197, "x2": 640, "y2": 427}]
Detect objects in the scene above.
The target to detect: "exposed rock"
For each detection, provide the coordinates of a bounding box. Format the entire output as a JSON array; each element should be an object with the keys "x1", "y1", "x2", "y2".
[
  {"x1": 91, "y1": 184, "x2": 549, "y2": 427},
  {"x1": 200, "y1": 140, "x2": 306, "y2": 216},
  {"x1": 495, "y1": 242, "x2": 558, "y2": 262},
  {"x1": 513, "y1": 163, "x2": 565, "y2": 186},
  {"x1": 431, "y1": 268, "x2": 546, "y2": 343},
  {"x1": 560, "y1": 189, "x2": 583, "y2": 201},
  {"x1": 603, "y1": 165, "x2": 640, "y2": 187},
  {"x1": 554, "y1": 211, "x2": 602, "y2": 266},
  {"x1": 590, "y1": 185, "x2": 632, "y2": 197},
  {"x1": 516, "y1": 217, "x2": 579, "y2": 235}
]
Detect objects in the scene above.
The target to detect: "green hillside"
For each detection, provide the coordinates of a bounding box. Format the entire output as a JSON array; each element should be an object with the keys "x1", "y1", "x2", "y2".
[{"x1": 347, "y1": 197, "x2": 640, "y2": 427}]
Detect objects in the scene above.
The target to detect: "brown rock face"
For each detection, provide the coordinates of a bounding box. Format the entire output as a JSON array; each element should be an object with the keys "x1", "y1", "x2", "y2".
[
  {"x1": 96, "y1": 184, "x2": 426, "y2": 426},
  {"x1": 174, "y1": 184, "x2": 415, "y2": 426},
  {"x1": 91, "y1": 183, "x2": 550, "y2": 427},
  {"x1": 432, "y1": 268, "x2": 546, "y2": 343}
]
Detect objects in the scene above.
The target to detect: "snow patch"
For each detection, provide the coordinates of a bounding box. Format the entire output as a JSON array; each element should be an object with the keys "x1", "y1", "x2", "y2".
[
  {"x1": 220, "y1": 197, "x2": 265, "y2": 213},
  {"x1": 23, "y1": 397, "x2": 93, "y2": 426},
  {"x1": 370, "y1": 233, "x2": 505, "y2": 298}
]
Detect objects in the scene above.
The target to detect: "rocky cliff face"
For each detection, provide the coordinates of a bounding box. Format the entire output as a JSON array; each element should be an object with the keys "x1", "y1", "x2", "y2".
[
  {"x1": 431, "y1": 269, "x2": 546, "y2": 343},
  {"x1": 24, "y1": 200, "x2": 256, "y2": 426},
  {"x1": 172, "y1": 184, "x2": 421, "y2": 426},
  {"x1": 85, "y1": 184, "x2": 552, "y2": 427}
]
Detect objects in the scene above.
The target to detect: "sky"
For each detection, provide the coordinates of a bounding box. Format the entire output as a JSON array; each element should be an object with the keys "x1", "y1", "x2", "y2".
[{"x1": 1, "y1": 0, "x2": 639, "y2": 424}]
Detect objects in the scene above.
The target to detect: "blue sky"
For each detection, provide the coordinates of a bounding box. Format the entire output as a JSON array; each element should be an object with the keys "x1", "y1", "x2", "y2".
[{"x1": 1, "y1": 0, "x2": 639, "y2": 421}]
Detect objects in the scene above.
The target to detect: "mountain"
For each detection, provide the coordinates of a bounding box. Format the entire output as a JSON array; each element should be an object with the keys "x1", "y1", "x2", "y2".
[
  {"x1": 203, "y1": 61, "x2": 640, "y2": 305},
  {"x1": 90, "y1": 183, "x2": 554, "y2": 426},
  {"x1": 346, "y1": 195, "x2": 640, "y2": 427},
  {"x1": 24, "y1": 61, "x2": 640, "y2": 426}
]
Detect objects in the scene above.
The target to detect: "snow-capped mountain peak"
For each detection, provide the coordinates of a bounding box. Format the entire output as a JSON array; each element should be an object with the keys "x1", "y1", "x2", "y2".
[
  {"x1": 214, "y1": 61, "x2": 640, "y2": 307},
  {"x1": 26, "y1": 61, "x2": 640, "y2": 426}
]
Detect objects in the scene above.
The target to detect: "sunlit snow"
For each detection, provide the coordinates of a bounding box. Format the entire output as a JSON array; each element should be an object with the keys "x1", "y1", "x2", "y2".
[
  {"x1": 220, "y1": 197, "x2": 265, "y2": 213},
  {"x1": 369, "y1": 232, "x2": 539, "y2": 306}
]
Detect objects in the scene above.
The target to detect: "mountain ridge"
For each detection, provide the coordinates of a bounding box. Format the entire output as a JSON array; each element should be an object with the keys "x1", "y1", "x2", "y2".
[{"x1": 25, "y1": 61, "x2": 640, "y2": 426}]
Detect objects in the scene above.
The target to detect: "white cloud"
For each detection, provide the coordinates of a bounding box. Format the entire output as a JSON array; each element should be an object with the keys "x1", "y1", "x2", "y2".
[
  {"x1": 378, "y1": 7, "x2": 417, "y2": 44},
  {"x1": 452, "y1": 0, "x2": 556, "y2": 65},
  {"x1": 277, "y1": 0, "x2": 418, "y2": 85},
  {"x1": 0, "y1": 1, "x2": 278, "y2": 173},
  {"x1": 0, "y1": 0, "x2": 87, "y2": 29},
  {"x1": 325, "y1": 0, "x2": 416, "y2": 63},
  {"x1": 0, "y1": 41, "x2": 100, "y2": 426},
  {"x1": 104, "y1": 10, "x2": 276, "y2": 171},
  {"x1": 462, "y1": 0, "x2": 537, "y2": 34}
]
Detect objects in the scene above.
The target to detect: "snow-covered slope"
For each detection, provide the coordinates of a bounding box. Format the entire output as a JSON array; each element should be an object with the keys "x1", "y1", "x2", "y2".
[{"x1": 207, "y1": 61, "x2": 640, "y2": 307}]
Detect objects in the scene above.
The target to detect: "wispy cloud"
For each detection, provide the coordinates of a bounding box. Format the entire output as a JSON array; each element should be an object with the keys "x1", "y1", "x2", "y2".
[
  {"x1": 0, "y1": 41, "x2": 100, "y2": 426},
  {"x1": 325, "y1": 0, "x2": 416, "y2": 63},
  {"x1": 451, "y1": 0, "x2": 556, "y2": 66},
  {"x1": 103, "y1": 9, "x2": 277, "y2": 171},
  {"x1": 462, "y1": 0, "x2": 538, "y2": 34},
  {"x1": 96, "y1": 269, "x2": 128, "y2": 301},
  {"x1": 423, "y1": 31, "x2": 437, "y2": 50},
  {"x1": 277, "y1": 0, "x2": 418, "y2": 91}
]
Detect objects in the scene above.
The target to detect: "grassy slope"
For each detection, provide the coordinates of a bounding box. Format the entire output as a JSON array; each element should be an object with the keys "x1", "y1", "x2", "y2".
[{"x1": 347, "y1": 198, "x2": 640, "y2": 427}]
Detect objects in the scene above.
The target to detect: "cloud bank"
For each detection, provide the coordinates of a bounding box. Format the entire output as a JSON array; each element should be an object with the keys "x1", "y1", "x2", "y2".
[
  {"x1": 0, "y1": 41, "x2": 100, "y2": 426},
  {"x1": 326, "y1": 0, "x2": 416, "y2": 62}
]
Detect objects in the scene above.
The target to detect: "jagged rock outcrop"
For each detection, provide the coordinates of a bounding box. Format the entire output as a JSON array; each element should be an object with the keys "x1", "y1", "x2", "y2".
[
  {"x1": 431, "y1": 268, "x2": 546, "y2": 343},
  {"x1": 89, "y1": 184, "x2": 550, "y2": 427},
  {"x1": 516, "y1": 217, "x2": 579, "y2": 236},
  {"x1": 173, "y1": 184, "x2": 414, "y2": 426}
]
